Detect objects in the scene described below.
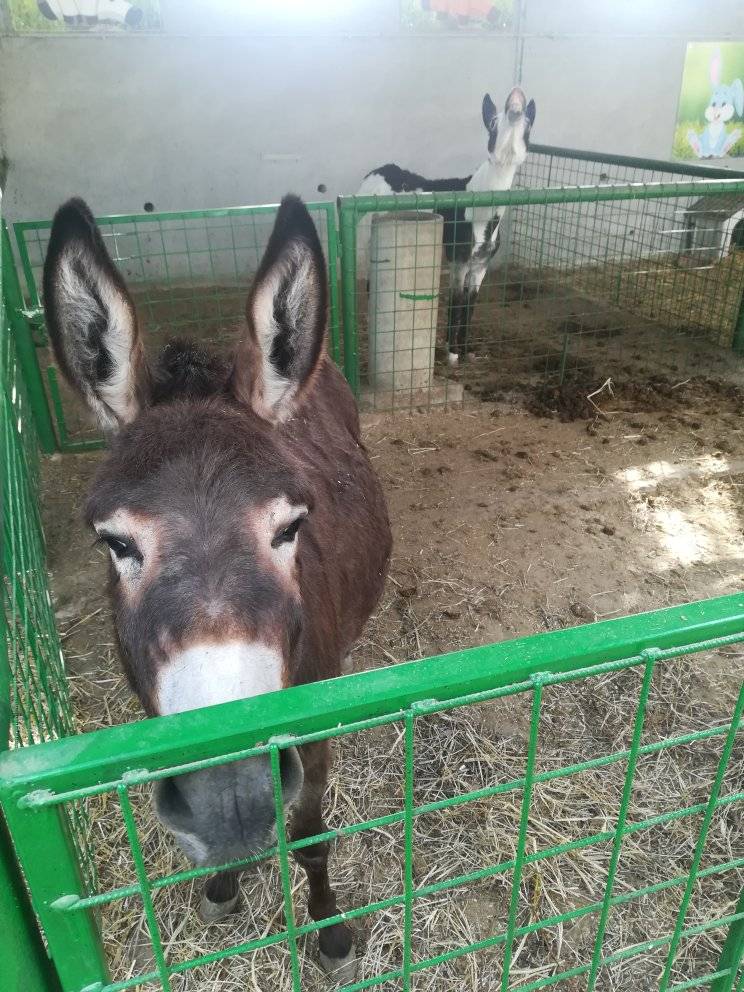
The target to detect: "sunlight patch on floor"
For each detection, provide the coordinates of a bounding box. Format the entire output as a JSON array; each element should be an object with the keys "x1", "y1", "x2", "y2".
[{"x1": 616, "y1": 456, "x2": 744, "y2": 568}]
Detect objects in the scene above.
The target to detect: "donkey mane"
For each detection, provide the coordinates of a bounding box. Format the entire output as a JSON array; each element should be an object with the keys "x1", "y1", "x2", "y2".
[{"x1": 151, "y1": 339, "x2": 230, "y2": 404}]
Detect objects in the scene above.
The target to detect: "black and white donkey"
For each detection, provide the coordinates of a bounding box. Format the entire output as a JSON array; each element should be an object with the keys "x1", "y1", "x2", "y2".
[{"x1": 358, "y1": 87, "x2": 536, "y2": 364}]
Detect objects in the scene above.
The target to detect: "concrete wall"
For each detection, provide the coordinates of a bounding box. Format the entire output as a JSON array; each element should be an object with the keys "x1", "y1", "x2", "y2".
[{"x1": 0, "y1": 0, "x2": 742, "y2": 224}]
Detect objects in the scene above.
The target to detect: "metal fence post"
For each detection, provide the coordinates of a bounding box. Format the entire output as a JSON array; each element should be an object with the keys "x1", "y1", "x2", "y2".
[
  {"x1": 1, "y1": 798, "x2": 109, "y2": 992},
  {"x1": 712, "y1": 887, "x2": 744, "y2": 992},
  {"x1": 337, "y1": 198, "x2": 359, "y2": 395},
  {"x1": 1, "y1": 225, "x2": 57, "y2": 453},
  {"x1": 732, "y1": 284, "x2": 744, "y2": 353},
  {"x1": 0, "y1": 812, "x2": 59, "y2": 992},
  {"x1": 323, "y1": 203, "x2": 342, "y2": 367}
]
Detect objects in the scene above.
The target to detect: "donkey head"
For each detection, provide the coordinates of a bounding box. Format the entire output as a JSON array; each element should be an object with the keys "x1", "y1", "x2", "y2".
[
  {"x1": 482, "y1": 86, "x2": 536, "y2": 167},
  {"x1": 43, "y1": 196, "x2": 330, "y2": 865}
]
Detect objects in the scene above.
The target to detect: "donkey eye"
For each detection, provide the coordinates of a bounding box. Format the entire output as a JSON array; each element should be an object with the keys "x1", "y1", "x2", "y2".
[
  {"x1": 100, "y1": 534, "x2": 142, "y2": 562},
  {"x1": 271, "y1": 517, "x2": 304, "y2": 548}
]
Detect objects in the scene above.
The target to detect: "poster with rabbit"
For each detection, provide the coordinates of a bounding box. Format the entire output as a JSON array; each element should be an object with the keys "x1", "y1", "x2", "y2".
[{"x1": 674, "y1": 42, "x2": 744, "y2": 160}]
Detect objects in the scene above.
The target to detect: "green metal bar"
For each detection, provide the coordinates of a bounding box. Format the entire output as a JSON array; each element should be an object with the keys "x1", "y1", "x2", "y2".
[
  {"x1": 13, "y1": 222, "x2": 43, "y2": 309},
  {"x1": 711, "y1": 887, "x2": 744, "y2": 992},
  {"x1": 13, "y1": 201, "x2": 335, "y2": 234},
  {"x1": 0, "y1": 800, "x2": 108, "y2": 992},
  {"x1": 658, "y1": 683, "x2": 744, "y2": 991},
  {"x1": 270, "y1": 744, "x2": 302, "y2": 992},
  {"x1": 529, "y1": 143, "x2": 744, "y2": 180},
  {"x1": 0, "y1": 811, "x2": 59, "y2": 992},
  {"x1": 403, "y1": 711, "x2": 415, "y2": 991},
  {"x1": 338, "y1": 198, "x2": 359, "y2": 394},
  {"x1": 323, "y1": 203, "x2": 342, "y2": 366},
  {"x1": 339, "y1": 178, "x2": 744, "y2": 216},
  {"x1": 586, "y1": 655, "x2": 656, "y2": 991},
  {"x1": 118, "y1": 787, "x2": 171, "y2": 991},
  {"x1": 501, "y1": 677, "x2": 543, "y2": 991},
  {"x1": 2, "y1": 224, "x2": 57, "y2": 453},
  {"x1": 2, "y1": 593, "x2": 743, "y2": 803}
]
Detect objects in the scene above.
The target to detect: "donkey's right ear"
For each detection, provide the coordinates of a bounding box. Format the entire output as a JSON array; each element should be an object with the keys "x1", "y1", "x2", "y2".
[
  {"x1": 43, "y1": 198, "x2": 150, "y2": 432},
  {"x1": 482, "y1": 93, "x2": 498, "y2": 131}
]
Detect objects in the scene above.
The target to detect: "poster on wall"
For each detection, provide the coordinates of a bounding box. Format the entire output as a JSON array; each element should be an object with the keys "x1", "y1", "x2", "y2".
[
  {"x1": 3, "y1": 0, "x2": 161, "y2": 32},
  {"x1": 674, "y1": 42, "x2": 744, "y2": 160},
  {"x1": 400, "y1": 0, "x2": 514, "y2": 33}
]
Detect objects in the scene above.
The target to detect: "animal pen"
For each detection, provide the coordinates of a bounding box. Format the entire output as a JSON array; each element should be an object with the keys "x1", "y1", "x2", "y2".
[{"x1": 1, "y1": 144, "x2": 744, "y2": 992}]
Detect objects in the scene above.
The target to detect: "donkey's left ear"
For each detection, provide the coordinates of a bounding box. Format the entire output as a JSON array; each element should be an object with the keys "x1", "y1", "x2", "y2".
[
  {"x1": 231, "y1": 195, "x2": 327, "y2": 423},
  {"x1": 482, "y1": 93, "x2": 498, "y2": 131},
  {"x1": 525, "y1": 99, "x2": 537, "y2": 127}
]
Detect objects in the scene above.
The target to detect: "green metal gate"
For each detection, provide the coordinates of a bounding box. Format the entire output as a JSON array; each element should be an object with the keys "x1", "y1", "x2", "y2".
[{"x1": 1, "y1": 156, "x2": 743, "y2": 991}]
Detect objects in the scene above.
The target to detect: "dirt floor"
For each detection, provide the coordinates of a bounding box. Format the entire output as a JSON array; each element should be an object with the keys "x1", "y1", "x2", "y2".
[{"x1": 41, "y1": 368, "x2": 744, "y2": 991}]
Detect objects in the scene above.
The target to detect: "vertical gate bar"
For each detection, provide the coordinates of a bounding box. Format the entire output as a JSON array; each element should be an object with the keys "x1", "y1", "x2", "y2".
[
  {"x1": 338, "y1": 200, "x2": 359, "y2": 395},
  {"x1": 403, "y1": 711, "x2": 415, "y2": 991},
  {"x1": 586, "y1": 656, "x2": 656, "y2": 992},
  {"x1": 711, "y1": 888, "x2": 744, "y2": 992},
  {"x1": 0, "y1": 810, "x2": 59, "y2": 992},
  {"x1": 732, "y1": 280, "x2": 744, "y2": 353},
  {"x1": 501, "y1": 678, "x2": 544, "y2": 992},
  {"x1": 0, "y1": 798, "x2": 109, "y2": 992},
  {"x1": 12, "y1": 223, "x2": 43, "y2": 308},
  {"x1": 118, "y1": 786, "x2": 171, "y2": 991},
  {"x1": 1, "y1": 224, "x2": 57, "y2": 453},
  {"x1": 323, "y1": 204, "x2": 342, "y2": 367},
  {"x1": 271, "y1": 745, "x2": 302, "y2": 992},
  {"x1": 658, "y1": 683, "x2": 744, "y2": 992}
]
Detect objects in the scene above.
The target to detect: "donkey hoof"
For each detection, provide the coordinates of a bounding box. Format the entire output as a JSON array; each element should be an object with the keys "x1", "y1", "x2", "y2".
[
  {"x1": 319, "y1": 946, "x2": 357, "y2": 986},
  {"x1": 197, "y1": 890, "x2": 240, "y2": 924},
  {"x1": 447, "y1": 351, "x2": 459, "y2": 366}
]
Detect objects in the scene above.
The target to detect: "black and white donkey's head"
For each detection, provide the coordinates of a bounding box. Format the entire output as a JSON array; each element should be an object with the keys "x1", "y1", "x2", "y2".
[{"x1": 481, "y1": 87, "x2": 536, "y2": 168}]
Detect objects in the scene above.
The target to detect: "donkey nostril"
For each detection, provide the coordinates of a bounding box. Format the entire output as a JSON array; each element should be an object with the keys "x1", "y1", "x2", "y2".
[{"x1": 279, "y1": 746, "x2": 304, "y2": 800}]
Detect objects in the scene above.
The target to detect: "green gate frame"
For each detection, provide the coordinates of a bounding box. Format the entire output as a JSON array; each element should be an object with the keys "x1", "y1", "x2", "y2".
[{"x1": 0, "y1": 595, "x2": 742, "y2": 992}]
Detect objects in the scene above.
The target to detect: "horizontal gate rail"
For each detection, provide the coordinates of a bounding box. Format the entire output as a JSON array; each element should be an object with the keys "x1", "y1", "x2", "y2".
[{"x1": 1, "y1": 592, "x2": 743, "y2": 797}]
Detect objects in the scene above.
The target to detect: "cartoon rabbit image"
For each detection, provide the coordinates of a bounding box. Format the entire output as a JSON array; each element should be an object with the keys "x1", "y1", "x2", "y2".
[{"x1": 688, "y1": 49, "x2": 744, "y2": 158}]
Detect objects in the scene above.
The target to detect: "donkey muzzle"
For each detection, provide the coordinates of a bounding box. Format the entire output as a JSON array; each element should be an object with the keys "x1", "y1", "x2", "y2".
[{"x1": 154, "y1": 747, "x2": 304, "y2": 866}]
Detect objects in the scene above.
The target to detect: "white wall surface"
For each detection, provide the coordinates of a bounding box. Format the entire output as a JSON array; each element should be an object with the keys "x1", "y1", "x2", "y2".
[{"x1": 0, "y1": 0, "x2": 743, "y2": 223}]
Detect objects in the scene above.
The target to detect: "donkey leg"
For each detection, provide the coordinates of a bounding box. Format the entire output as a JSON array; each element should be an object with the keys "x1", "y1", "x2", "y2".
[
  {"x1": 447, "y1": 262, "x2": 468, "y2": 365},
  {"x1": 292, "y1": 741, "x2": 356, "y2": 983},
  {"x1": 458, "y1": 263, "x2": 488, "y2": 360},
  {"x1": 199, "y1": 868, "x2": 242, "y2": 923}
]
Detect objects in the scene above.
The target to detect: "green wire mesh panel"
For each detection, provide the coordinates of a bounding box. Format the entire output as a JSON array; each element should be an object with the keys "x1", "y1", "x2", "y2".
[
  {"x1": 13, "y1": 203, "x2": 340, "y2": 452},
  {"x1": 341, "y1": 157, "x2": 744, "y2": 414},
  {"x1": 512, "y1": 147, "x2": 744, "y2": 353},
  {"x1": 1, "y1": 224, "x2": 96, "y2": 893},
  {"x1": 0, "y1": 595, "x2": 741, "y2": 992}
]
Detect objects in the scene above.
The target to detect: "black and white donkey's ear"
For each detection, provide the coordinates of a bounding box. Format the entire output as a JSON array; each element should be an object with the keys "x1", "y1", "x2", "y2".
[
  {"x1": 232, "y1": 194, "x2": 327, "y2": 423},
  {"x1": 43, "y1": 198, "x2": 150, "y2": 432},
  {"x1": 482, "y1": 93, "x2": 499, "y2": 131},
  {"x1": 525, "y1": 99, "x2": 537, "y2": 128}
]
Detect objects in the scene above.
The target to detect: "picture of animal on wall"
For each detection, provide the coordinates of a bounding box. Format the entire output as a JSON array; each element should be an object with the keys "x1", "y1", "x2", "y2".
[
  {"x1": 674, "y1": 42, "x2": 744, "y2": 160},
  {"x1": 2, "y1": 0, "x2": 160, "y2": 32}
]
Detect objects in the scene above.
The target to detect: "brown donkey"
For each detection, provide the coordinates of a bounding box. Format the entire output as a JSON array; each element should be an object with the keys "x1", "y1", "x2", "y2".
[{"x1": 43, "y1": 195, "x2": 392, "y2": 981}]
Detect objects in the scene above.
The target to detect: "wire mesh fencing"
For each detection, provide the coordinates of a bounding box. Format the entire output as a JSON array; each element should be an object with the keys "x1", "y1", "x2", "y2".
[
  {"x1": 341, "y1": 157, "x2": 744, "y2": 414},
  {"x1": 13, "y1": 203, "x2": 340, "y2": 451},
  {"x1": 0, "y1": 596, "x2": 742, "y2": 992},
  {"x1": 1, "y1": 219, "x2": 96, "y2": 896}
]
